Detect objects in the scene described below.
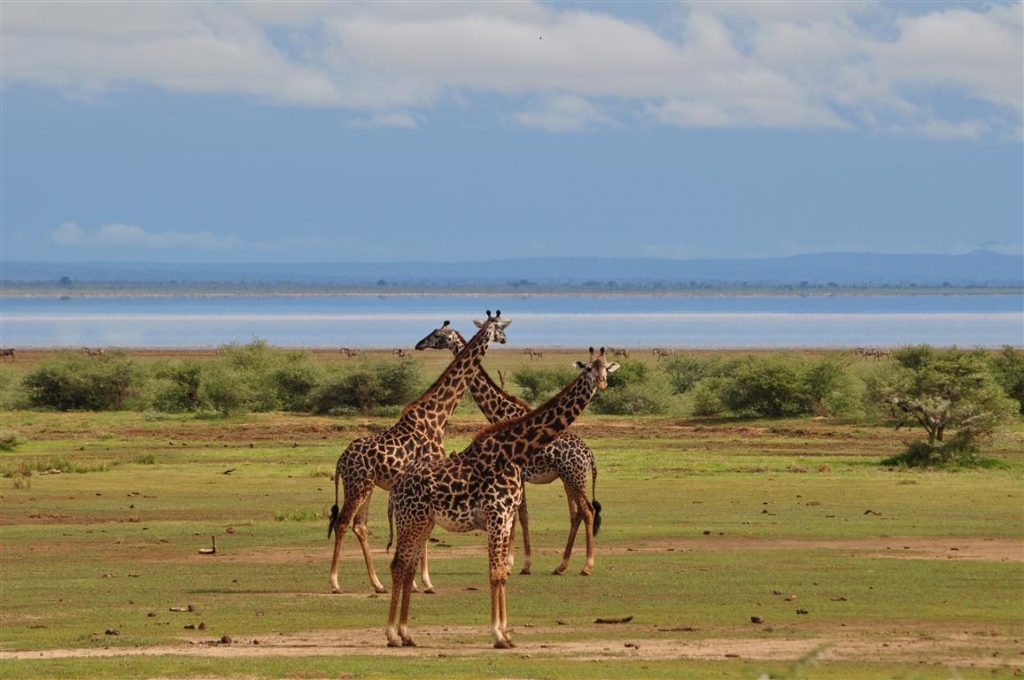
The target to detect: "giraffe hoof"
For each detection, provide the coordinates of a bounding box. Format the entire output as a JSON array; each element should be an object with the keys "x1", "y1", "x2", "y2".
[
  {"x1": 579, "y1": 568, "x2": 591, "y2": 576},
  {"x1": 494, "y1": 639, "x2": 512, "y2": 649},
  {"x1": 387, "y1": 639, "x2": 402, "y2": 648},
  {"x1": 552, "y1": 567, "x2": 566, "y2": 576},
  {"x1": 402, "y1": 638, "x2": 417, "y2": 647},
  {"x1": 331, "y1": 587, "x2": 343, "y2": 594},
  {"x1": 374, "y1": 586, "x2": 388, "y2": 594},
  {"x1": 519, "y1": 567, "x2": 531, "y2": 575},
  {"x1": 423, "y1": 587, "x2": 436, "y2": 594}
]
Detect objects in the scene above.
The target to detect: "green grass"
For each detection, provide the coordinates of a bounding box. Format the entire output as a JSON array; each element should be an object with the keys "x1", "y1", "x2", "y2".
[{"x1": 0, "y1": 409, "x2": 1021, "y2": 678}]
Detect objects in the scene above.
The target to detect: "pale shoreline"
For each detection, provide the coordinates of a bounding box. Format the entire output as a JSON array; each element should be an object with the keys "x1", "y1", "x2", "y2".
[{"x1": 2, "y1": 287, "x2": 1021, "y2": 300}]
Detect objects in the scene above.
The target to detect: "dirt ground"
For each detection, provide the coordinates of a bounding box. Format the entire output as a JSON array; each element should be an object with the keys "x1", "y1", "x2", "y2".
[
  {"x1": 2, "y1": 622, "x2": 1021, "y2": 670},
  {"x1": 187, "y1": 536, "x2": 1023, "y2": 567}
]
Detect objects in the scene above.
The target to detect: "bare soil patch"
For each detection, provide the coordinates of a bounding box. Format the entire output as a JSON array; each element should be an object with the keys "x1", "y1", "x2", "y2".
[
  {"x1": 177, "y1": 536, "x2": 1022, "y2": 567},
  {"x1": 2, "y1": 623, "x2": 1020, "y2": 670},
  {"x1": 623, "y1": 535, "x2": 1024, "y2": 563}
]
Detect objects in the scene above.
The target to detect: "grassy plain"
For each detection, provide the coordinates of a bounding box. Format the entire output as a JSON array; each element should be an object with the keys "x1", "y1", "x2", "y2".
[{"x1": 0, "y1": 349, "x2": 1022, "y2": 679}]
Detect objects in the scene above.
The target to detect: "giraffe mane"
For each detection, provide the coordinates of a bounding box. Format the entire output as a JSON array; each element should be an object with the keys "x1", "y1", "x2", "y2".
[
  {"x1": 450, "y1": 329, "x2": 533, "y2": 413},
  {"x1": 400, "y1": 324, "x2": 487, "y2": 417},
  {"x1": 471, "y1": 371, "x2": 585, "y2": 445}
]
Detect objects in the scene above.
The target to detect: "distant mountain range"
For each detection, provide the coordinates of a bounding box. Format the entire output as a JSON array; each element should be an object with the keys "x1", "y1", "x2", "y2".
[{"x1": 2, "y1": 251, "x2": 1022, "y2": 287}]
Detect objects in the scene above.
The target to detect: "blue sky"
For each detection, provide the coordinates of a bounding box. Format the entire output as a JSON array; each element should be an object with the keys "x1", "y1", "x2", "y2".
[{"x1": 1, "y1": 1, "x2": 1021, "y2": 263}]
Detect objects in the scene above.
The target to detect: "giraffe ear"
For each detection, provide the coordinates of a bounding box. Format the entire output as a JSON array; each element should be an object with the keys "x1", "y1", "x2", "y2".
[
  {"x1": 473, "y1": 319, "x2": 485, "y2": 329},
  {"x1": 497, "y1": 319, "x2": 511, "y2": 329},
  {"x1": 607, "y1": 362, "x2": 620, "y2": 373},
  {"x1": 574, "y1": 361, "x2": 588, "y2": 370}
]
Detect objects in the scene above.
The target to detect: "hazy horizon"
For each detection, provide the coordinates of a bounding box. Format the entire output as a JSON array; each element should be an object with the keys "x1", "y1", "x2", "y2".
[{"x1": 2, "y1": 249, "x2": 1021, "y2": 266}]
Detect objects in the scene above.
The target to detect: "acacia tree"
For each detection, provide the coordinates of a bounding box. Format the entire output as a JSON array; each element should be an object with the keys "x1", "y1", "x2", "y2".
[{"x1": 874, "y1": 346, "x2": 1015, "y2": 465}]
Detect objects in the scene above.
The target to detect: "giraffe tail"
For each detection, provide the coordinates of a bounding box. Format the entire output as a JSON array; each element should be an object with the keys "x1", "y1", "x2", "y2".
[
  {"x1": 327, "y1": 504, "x2": 340, "y2": 539},
  {"x1": 591, "y1": 463, "x2": 601, "y2": 536},
  {"x1": 327, "y1": 468, "x2": 341, "y2": 539},
  {"x1": 386, "y1": 494, "x2": 395, "y2": 552}
]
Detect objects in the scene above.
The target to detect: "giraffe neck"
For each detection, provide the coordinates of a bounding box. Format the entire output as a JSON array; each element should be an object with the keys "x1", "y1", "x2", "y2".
[
  {"x1": 450, "y1": 331, "x2": 530, "y2": 424},
  {"x1": 401, "y1": 324, "x2": 492, "y2": 432},
  {"x1": 480, "y1": 371, "x2": 597, "y2": 466}
]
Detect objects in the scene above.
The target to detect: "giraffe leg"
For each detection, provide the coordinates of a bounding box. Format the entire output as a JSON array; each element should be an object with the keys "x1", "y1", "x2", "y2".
[
  {"x1": 489, "y1": 523, "x2": 514, "y2": 648},
  {"x1": 329, "y1": 483, "x2": 372, "y2": 593},
  {"x1": 499, "y1": 580, "x2": 511, "y2": 644},
  {"x1": 506, "y1": 514, "x2": 515, "y2": 569},
  {"x1": 398, "y1": 566, "x2": 416, "y2": 646},
  {"x1": 399, "y1": 529, "x2": 430, "y2": 647},
  {"x1": 489, "y1": 578, "x2": 505, "y2": 648},
  {"x1": 419, "y1": 541, "x2": 435, "y2": 594},
  {"x1": 352, "y1": 490, "x2": 386, "y2": 593},
  {"x1": 386, "y1": 524, "x2": 427, "y2": 647},
  {"x1": 553, "y1": 494, "x2": 582, "y2": 575},
  {"x1": 517, "y1": 492, "x2": 532, "y2": 575},
  {"x1": 578, "y1": 497, "x2": 596, "y2": 576},
  {"x1": 385, "y1": 559, "x2": 404, "y2": 647}
]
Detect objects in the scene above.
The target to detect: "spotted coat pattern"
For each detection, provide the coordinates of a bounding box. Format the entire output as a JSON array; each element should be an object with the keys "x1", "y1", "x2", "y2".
[
  {"x1": 385, "y1": 350, "x2": 616, "y2": 649},
  {"x1": 415, "y1": 323, "x2": 601, "y2": 575},
  {"x1": 327, "y1": 313, "x2": 509, "y2": 594}
]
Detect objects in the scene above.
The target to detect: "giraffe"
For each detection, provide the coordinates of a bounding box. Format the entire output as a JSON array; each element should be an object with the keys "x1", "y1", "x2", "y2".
[
  {"x1": 385, "y1": 348, "x2": 618, "y2": 649},
  {"x1": 327, "y1": 311, "x2": 511, "y2": 594},
  {"x1": 415, "y1": 321, "x2": 602, "y2": 576}
]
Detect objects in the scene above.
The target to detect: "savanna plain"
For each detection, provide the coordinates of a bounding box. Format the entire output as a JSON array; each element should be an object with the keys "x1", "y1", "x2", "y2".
[{"x1": 1, "y1": 348, "x2": 1022, "y2": 680}]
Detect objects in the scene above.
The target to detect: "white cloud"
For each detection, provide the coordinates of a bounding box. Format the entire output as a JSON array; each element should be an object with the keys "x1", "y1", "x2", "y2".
[
  {"x1": 51, "y1": 222, "x2": 85, "y2": 245},
  {"x1": 513, "y1": 95, "x2": 618, "y2": 132},
  {"x1": 51, "y1": 222, "x2": 237, "y2": 250},
  {"x1": 2, "y1": 1, "x2": 1020, "y2": 137},
  {"x1": 347, "y1": 112, "x2": 418, "y2": 129},
  {"x1": 49, "y1": 222, "x2": 347, "y2": 254}
]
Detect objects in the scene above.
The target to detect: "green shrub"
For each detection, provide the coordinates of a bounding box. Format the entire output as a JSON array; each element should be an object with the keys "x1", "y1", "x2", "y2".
[
  {"x1": 308, "y1": 359, "x2": 422, "y2": 415},
  {"x1": 371, "y1": 359, "x2": 422, "y2": 407},
  {"x1": 802, "y1": 358, "x2": 861, "y2": 417},
  {"x1": 0, "y1": 431, "x2": 25, "y2": 451},
  {"x1": 690, "y1": 376, "x2": 729, "y2": 416},
  {"x1": 721, "y1": 357, "x2": 808, "y2": 418},
  {"x1": 270, "y1": 360, "x2": 322, "y2": 411},
  {"x1": 22, "y1": 352, "x2": 139, "y2": 411},
  {"x1": 592, "y1": 360, "x2": 672, "y2": 415},
  {"x1": 0, "y1": 369, "x2": 24, "y2": 410},
  {"x1": 199, "y1": 363, "x2": 257, "y2": 416},
  {"x1": 213, "y1": 341, "x2": 282, "y2": 411},
  {"x1": 990, "y1": 346, "x2": 1024, "y2": 414},
  {"x1": 148, "y1": 360, "x2": 203, "y2": 412},
  {"x1": 592, "y1": 381, "x2": 672, "y2": 415},
  {"x1": 662, "y1": 355, "x2": 731, "y2": 394},
  {"x1": 512, "y1": 366, "x2": 578, "y2": 404},
  {"x1": 883, "y1": 439, "x2": 988, "y2": 468},
  {"x1": 195, "y1": 341, "x2": 322, "y2": 413}
]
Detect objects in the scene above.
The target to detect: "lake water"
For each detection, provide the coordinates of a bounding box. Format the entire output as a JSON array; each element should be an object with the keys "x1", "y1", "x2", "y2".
[{"x1": 0, "y1": 294, "x2": 1021, "y2": 348}]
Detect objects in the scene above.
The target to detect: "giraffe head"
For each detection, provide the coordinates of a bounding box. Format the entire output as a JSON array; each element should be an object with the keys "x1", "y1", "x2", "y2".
[
  {"x1": 574, "y1": 347, "x2": 619, "y2": 390},
  {"x1": 472, "y1": 309, "x2": 511, "y2": 345},
  {"x1": 414, "y1": 320, "x2": 462, "y2": 352}
]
